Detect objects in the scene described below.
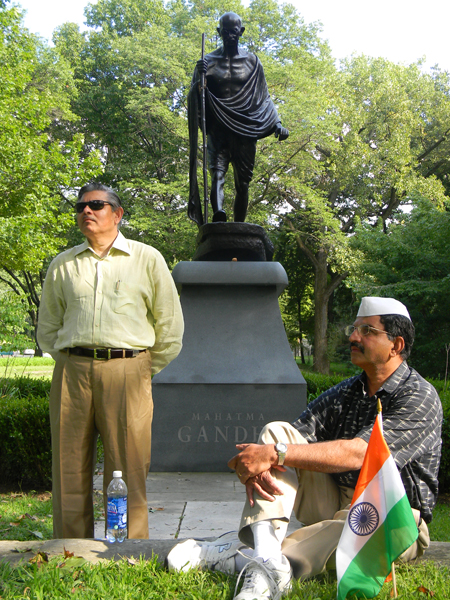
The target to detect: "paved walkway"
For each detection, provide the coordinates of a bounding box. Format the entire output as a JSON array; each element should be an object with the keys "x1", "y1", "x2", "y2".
[{"x1": 1, "y1": 472, "x2": 449, "y2": 567}]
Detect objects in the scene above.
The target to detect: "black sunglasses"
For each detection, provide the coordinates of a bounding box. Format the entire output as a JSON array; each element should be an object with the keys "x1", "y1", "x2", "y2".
[{"x1": 75, "y1": 200, "x2": 114, "y2": 213}]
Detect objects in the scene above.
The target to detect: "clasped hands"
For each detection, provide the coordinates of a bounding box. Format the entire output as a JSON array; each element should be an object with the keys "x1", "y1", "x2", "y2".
[{"x1": 227, "y1": 443, "x2": 286, "y2": 508}]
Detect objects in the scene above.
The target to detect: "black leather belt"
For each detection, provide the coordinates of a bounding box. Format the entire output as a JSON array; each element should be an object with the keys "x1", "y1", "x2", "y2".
[{"x1": 65, "y1": 347, "x2": 146, "y2": 360}]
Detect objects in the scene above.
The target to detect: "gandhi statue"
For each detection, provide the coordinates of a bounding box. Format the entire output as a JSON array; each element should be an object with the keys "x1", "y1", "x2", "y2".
[{"x1": 188, "y1": 12, "x2": 289, "y2": 225}]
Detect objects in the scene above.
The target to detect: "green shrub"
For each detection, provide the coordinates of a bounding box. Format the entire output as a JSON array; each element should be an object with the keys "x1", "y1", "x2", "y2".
[
  {"x1": 0, "y1": 393, "x2": 52, "y2": 489},
  {"x1": 438, "y1": 389, "x2": 450, "y2": 493},
  {"x1": 301, "y1": 371, "x2": 345, "y2": 402},
  {"x1": 0, "y1": 377, "x2": 104, "y2": 490},
  {"x1": 0, "y1": 375, "x2": 51, "y2": 399}
]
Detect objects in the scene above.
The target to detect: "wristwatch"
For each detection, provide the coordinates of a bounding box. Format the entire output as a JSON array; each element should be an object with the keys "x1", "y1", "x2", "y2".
[{"x1": 275, "y1": 442, "x2": 288, "y2": 466}]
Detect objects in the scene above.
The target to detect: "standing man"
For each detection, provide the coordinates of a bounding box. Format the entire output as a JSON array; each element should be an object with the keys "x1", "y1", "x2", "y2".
[
  {"x1": 188, "y1": 12, "x2": 289, "y2": 225},
  {"x1": 38, "y1": 183, "x2": 184, "y2": 539},
  {"x1": 168, "y1": 297, "x2": 442, "y2": 600}
]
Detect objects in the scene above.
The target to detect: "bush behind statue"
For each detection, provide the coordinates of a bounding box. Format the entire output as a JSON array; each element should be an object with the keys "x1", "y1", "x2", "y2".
[{"x1": 2, "y1": 374, "x2": 450, "y2": 494}]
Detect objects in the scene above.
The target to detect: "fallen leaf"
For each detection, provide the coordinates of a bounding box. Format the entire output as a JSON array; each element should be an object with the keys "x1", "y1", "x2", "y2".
[
  {"x1": 58, "y1": 557, "x2": 87, "y2": 572},
  {"x1": 9, "y1": 522, "x2": 21, "y2": 527},
  {"x1": 29, "y1": 552, "x2": 49, "y2": 568},
  {"x1": 127, "y1": 557, "x2": 138, "y2": 565},
  {"x1": 417, "y1": 586, "x2": 435, "y2": 596},
  {"x1": 29, "y1": 530, "x2": 43, "y2": 539},
  {"x1": 37, "y1": 493, "x2": 51, "y2": 502},
  {"x1": 64, "y1": 548, "x2": 74, "y2": 559},
  {"x1": 12, "y1": 547, "x2": 32, "y2": 553},
  {"x1": 148, "y1": 507, "x2": 164, "y2": 512},
  {"x1": 25, "y1": 513, "x2": 38, "y2": 521},
  {"x1": 71, "y1": 583, "x2": 85, "y2": 593}
]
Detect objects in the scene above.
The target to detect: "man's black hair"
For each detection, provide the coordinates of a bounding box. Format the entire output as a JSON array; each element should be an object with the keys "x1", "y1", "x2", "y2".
[
  {"x1": 379, "y1": 314, "x2": 415, "y2": 360},
  {"x1": 78, "y1": 183, "x2": 122, "y2": 211}
]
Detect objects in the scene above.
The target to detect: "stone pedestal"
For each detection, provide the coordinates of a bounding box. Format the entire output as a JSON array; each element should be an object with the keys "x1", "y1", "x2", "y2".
[
  {"x1": 194, "y1": 223, "x2": 274, "y2": 261},
  {"x1": 151, "y1": 261, "x2": 306, "y2": 471}
]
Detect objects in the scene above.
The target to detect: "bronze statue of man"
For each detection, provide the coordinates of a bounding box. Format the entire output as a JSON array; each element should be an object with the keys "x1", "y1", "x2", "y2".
[{"x1": 188, "y1": 12, "x2": 289, "y2": 225}]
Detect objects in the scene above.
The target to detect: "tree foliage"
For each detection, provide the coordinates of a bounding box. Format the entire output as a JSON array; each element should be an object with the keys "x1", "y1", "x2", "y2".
[
  {"x1": 278, "y1": 56, "x2": 450, "y2": 372},
  {"x1": 0, "y1": 2, "x2": 102, "y2": 350},
  {"x1": 3, "y1": 0, "x2": 450, "y2": 370},
  {"x1": 350, "y1": 197, "x2": 450, "y2": 377}
]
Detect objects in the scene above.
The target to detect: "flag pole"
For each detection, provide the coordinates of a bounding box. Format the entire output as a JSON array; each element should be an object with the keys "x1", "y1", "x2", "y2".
[
  {"x1": 200, "y1": 33, "x2": 208, "y2": 224},
  {"x1": 378, "y1": 398, "x2": 398, "y2": 598},
  {"x1": 391, "y1": 562, "x2": 398, "y2": 597}
]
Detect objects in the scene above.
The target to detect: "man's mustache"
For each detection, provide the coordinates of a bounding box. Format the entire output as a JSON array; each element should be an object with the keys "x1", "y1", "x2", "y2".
[{"x1": 350, "y1": 342, "x2": 364, "y2": 352}]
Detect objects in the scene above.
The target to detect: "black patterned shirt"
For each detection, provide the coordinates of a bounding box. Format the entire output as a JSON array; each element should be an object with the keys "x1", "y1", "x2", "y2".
[{"x1": 292, "y1": 361, "x2": 442, "y2": 523}]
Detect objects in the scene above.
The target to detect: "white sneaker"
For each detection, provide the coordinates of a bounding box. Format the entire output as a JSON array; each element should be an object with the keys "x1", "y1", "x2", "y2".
[
  {"x1": 167, "y1": 531, "x2": 246, "y2": 574},
  {"x1": 234, "y1": 556, "x2": 292, "y2": 600}
]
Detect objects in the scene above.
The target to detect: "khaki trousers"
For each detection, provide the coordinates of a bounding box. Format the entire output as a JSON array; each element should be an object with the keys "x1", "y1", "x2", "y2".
[
  {"x1": 50, "y1": 350, "x2": 153, "y2": 539},
  {"x1": 238, "y1": 422, "x2": 429, "y2": 580}
]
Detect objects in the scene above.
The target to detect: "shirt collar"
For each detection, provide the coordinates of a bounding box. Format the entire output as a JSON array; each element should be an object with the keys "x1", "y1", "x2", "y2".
[
  {"x1": 73, "y1": 231, "x2": 131, "y2": 257},
  {"x1": 357, "y1": 360, "x2": 410, "y2": 398},
  {"x1": 379, "y1": 360, "x2": 409, "y2": 394}
]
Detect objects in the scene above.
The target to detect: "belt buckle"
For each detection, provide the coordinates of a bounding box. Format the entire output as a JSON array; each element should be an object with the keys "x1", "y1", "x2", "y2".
[{"x1": 93, "y1": 348, "x2": 110, "y2": 360}]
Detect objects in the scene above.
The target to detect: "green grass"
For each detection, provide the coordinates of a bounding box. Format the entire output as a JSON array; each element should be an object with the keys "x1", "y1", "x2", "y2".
[
  {"x1": 428, "y1": 495, "x2": 450, "y2": 542},
  {"x1": 0, "y1": 492, "x2": 53, "y2": 542},
  {"x1": 0, "y1": 491, "x2": 105, "y2": 542},
  {"x1": 0, "y1": 492, "x2": 449, "y2": 599},
  {"x1": 0, "y1": 358, "x2": 55, "y2": 367},
  {"x1": 0, "y1": 555, "x2": 448, "y2": 600},
  {"x1": 0, "y1": 357, "x2": 55, "y2": 381}
]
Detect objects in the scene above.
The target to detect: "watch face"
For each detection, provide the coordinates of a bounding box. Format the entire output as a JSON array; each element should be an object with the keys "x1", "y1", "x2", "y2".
[{"x1": 276, "y1": 442, "x2": 287, "y2": 453}]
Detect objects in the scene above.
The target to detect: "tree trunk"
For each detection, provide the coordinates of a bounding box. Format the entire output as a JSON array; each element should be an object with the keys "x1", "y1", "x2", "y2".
[
  {"x1": 313, "y1": 250, "x2": 330, "y2": 374},
  {"x1": 297, "y1": 298, "x2": 306, "y2": 364},
  {"x1": 312, "y1": 250, "x2": 349, "y2": 374}
]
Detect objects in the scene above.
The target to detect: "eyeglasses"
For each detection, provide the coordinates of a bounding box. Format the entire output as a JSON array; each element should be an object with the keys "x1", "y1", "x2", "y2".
[
  {"x1": 345, "y1": 325, "x2": 389, "y2": 337},
  {"x1": 75, "y1": 200, "x2": 114, "y2": 213}
]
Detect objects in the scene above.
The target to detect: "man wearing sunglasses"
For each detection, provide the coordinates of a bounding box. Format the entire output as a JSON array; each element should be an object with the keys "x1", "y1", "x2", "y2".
[
  {"x1": 168, "y1": 297, "x2": 442, "y2": 600},
  {"x1": 38, "y1": 183, "x2": 184, "y2": 540}
]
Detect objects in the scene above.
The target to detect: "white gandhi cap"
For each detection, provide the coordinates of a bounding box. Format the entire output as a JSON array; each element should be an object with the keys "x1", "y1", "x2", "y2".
[{"x1": 357, "y1": 297, "x2": 411, "y2": 321}]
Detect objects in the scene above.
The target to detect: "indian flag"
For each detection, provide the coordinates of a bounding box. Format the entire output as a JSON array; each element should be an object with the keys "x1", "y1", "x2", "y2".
[{"x1": 336, "y1": 410, "x2": 418, "y2": 600}]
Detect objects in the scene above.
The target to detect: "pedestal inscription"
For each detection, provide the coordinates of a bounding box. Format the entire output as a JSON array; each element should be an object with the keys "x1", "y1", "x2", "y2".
[{"x1": 151, "y1": 261, "x2": 306, "y2": 471}]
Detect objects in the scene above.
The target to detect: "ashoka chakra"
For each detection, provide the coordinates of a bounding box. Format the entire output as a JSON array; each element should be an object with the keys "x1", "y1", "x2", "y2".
[{"x1": 348, "y1": 502, "x2": 379, "y2": 536}]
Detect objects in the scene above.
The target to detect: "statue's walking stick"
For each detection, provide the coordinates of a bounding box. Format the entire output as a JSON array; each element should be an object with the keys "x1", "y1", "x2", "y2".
[{"x1": 200, "y1": 33, "x2": 208, "y2": 224}]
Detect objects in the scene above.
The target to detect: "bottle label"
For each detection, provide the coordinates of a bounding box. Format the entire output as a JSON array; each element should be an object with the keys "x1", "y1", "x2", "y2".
[{"x1": 107, "y1": 497, "x2": 127, "y2": 530}]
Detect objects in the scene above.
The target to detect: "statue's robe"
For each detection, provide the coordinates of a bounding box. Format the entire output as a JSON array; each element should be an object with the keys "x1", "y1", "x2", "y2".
[{"x1": 188, "y1": 55, "x2": 281, "y2": 225}]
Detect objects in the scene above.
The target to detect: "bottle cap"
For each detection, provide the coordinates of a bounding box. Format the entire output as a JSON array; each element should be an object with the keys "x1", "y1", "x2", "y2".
[{"x1": 113, "y1": 470, "x2": 122, "y2": 478}]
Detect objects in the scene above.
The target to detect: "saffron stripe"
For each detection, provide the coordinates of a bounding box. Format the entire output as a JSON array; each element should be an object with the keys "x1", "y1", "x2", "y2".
[{"x1": 352, "y1": 416, "x2": 390, "y2": 504}]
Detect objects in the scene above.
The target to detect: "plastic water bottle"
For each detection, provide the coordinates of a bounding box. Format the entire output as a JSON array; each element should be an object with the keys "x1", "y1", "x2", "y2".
[{"x1": 106, "y1": 470, "x2": 128, "y2": 543}]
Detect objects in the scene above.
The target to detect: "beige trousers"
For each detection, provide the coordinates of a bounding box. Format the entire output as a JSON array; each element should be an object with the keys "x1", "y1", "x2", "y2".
[
  {"x1": 238, "y1": 422, "x2": 429, "y2": 579},
  {"x1": 50, "y1": 350, "x2": 153, "y2": 539}
]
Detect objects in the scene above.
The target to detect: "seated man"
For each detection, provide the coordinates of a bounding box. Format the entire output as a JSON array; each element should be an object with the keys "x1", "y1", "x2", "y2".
[{"x1": 167, "y1": 297, "x2": 442, "y2": 600}]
